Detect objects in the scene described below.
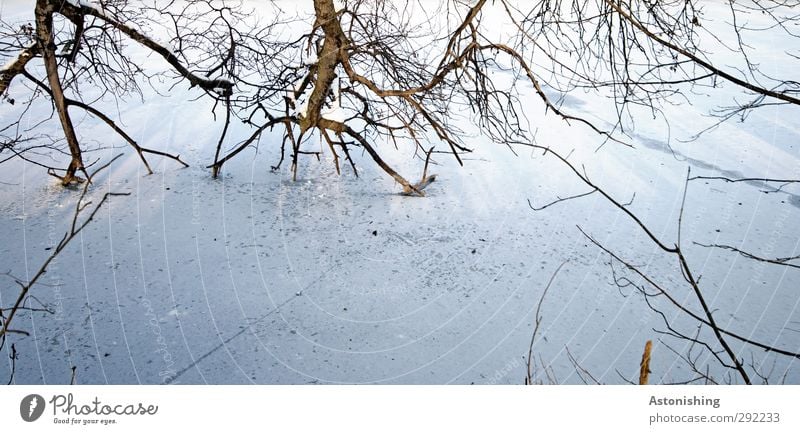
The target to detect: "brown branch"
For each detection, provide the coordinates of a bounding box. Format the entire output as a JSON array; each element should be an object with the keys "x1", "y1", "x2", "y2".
[
  {"x1": 694, "y1": 243, "x2": 800, "y2": 270},
  {"x1": 207, "y1": 116, "x2": 293, "y2": 174},
  {"x1": 0, "y1": 43, "x2": 39, "y2": 96},
  {"x1": 22, "y1": 71, "x2": 188, "y2": 173},
  {"x1": 55, "y1": 0, "x2": 233, "y2": 95},
  {"x1": 676, "y1": 169, "x2": 750, "y2": 384},
  {"x1": 320, "y1": 128, "x2": 341, "y2": 175},
  {"x1": 605, "y1": 0, "x2": 800, "y2": 106},
  {"x1": 578, "y1": 227, "x2": 800, "y2": 360},
  {"x1": 528, "y1": 188, "x2": 598, "y2": 211},
  {"x1": 530, "y1": 145, "x2": 676, "y2": 253},
  {"x1": 639, "y1": 340, "x2": 653, "y2": 385},
  {"x1": 481, "y1": 44, "x2": 632, "y2": 148},
  {"x1": 212, "y1": 95, "x2": 233, "y2": 178},
  {"x1": 689, "y1": 176, "x2": 800, "y2": 185},
  {"x1": 320, "y1": 118, "x2": 420, "y2": 195},
  {"x1": 36, "y1": 0, "x2": 86, "y2": 185}
]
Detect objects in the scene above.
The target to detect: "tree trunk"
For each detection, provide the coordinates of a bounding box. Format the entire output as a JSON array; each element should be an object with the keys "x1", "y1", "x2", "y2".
[
  {"x1": 35, "y1": 0, "x2": 84, "y2": 185},
  {"x1": 301, "y1": 0, "x2": 345, "y2": 134}
]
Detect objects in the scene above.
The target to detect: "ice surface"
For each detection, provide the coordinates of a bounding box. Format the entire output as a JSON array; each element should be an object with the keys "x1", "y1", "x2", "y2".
[{"x1": 0, "y1": 0, "x2": 798, "y2": 385}]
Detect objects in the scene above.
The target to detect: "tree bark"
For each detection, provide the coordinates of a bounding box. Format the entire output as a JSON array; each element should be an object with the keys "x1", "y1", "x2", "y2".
[
  {"x1": 35, "y1": 0, "x2": 84, "y2": 185},
  {"x1": 0, "y1": 44, "x2": 38, "y2": 97},
  {"x1": 301, "y1": 0, "x2": 346, "y2": 133}
]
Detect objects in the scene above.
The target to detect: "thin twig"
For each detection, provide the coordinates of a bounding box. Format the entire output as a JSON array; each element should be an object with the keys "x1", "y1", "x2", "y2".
[
  {"x1": 0, "y1": 154, "x2": 129, "y2": 348},
  {"x1": 526, "y1": 261, "x2": 567, "y2": 385}
]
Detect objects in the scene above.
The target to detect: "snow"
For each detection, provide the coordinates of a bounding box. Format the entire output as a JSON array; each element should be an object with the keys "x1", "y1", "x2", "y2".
[
  {"x1": 320, "y1": 105, "x2": 346, "y2": 123},
  {"x1": 0, "y1": 42, "x2": 35, "y2": 73},
  {"x1": 65, "y1": 0, "x2": 109, "y2": 19},
  {"x1": 0, "y1": 1, "x2": 799, "y2": 385},
  {"x1": 0, "y1": 53, "x2": 21, "y2": 73},
  {"x1": 321, "y1": 90, "x2": 345, "y2": 122}
]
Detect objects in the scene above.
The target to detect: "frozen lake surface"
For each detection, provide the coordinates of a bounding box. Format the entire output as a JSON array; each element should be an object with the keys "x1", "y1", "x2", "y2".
[{"x1": 1, "y1": 0, "x2": 799, "y2": 385}]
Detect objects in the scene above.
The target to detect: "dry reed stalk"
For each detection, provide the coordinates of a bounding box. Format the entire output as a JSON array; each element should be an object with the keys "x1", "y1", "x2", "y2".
[{"x1": 639, "y1": 340, "x2": 653, "y2": 385}]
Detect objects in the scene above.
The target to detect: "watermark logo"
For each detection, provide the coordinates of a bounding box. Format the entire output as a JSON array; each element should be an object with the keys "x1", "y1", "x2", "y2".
[
  {"x1": 20, "y1": 394, "x2": 45, "y2": 422},
  {"x1": 18, "y1": 393, "x2": 159, "y2": 426}
]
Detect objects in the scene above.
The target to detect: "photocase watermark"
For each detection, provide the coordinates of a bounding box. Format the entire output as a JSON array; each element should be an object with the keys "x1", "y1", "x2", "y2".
[
  {"x1": 191, "y1": 175, "x2": 202, "y2": 226},
  {"x1": 485, "y1": 357, "x2": 523, "y2": 385},
  {"x1": 45, "y1": 203, "x2": 65, "y2": 321},
  {"x1": 19, "y1": 394, "x2": 45, "y2": 422},
  {"x1": 19, "y1": 393, "x2": 159, "y2": 426},
  {"x1": 141, "y1": 298, "x2": 178, "y2": 382}
]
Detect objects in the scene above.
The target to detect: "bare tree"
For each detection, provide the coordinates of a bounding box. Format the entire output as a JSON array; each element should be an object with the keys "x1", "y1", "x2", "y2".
[
  {"x1": 209, "y1": 0, "x2": 632, "y2": 193},
  {"x1": 4, "y1": 1, "x2": 798, "y2": 187},
  {"x1": 2, "y1": 0, "x2": 799, "y2": 383},
  {"x1": 1, "y1": 0, "x2": 239, "y2": 184},
  {"x1": 528, "y1": 147, "x2": 800, "y2": 384}
]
